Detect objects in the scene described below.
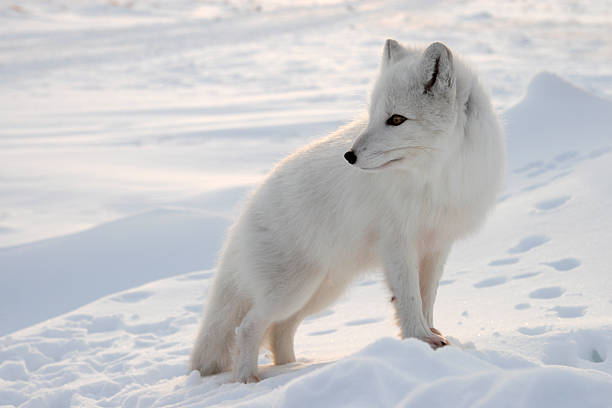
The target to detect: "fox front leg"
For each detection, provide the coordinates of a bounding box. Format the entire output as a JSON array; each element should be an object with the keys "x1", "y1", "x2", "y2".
[
  {"x1": 380, "y1": 236, "x2": 448, "y2": 349},
  {"x1": 419, "y1": 245, "x2": 451, "y2": 333}
]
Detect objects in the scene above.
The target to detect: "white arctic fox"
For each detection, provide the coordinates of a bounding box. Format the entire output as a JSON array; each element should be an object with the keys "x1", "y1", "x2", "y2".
[{"x1": 191, "y1": 40, "x2": 505, "y2": 383}]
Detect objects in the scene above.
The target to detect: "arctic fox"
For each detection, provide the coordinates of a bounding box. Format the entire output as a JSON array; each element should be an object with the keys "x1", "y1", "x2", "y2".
[{"x1": 191, "y1": 40, "x2": 505, "y2": 383}]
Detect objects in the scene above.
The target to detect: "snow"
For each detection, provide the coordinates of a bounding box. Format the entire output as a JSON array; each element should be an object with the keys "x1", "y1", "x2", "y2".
[
  {"x1": 0, "y1": 207, "x2": 231, "y2": 336},
  {"x1": 1, "y1": 0, "x2": 612, "y2": 407}
]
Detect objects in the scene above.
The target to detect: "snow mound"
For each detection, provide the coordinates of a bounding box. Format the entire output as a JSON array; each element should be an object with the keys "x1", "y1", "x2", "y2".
[
  {"x1": 240, "y1": 338, "x2": 612, "y2": 408},
  {"x1": 505, "y1": 72, "x2": 612, "y2": 170},
  {"x1": 0, "y1": 208, "x2": 230, "y2": 336}
]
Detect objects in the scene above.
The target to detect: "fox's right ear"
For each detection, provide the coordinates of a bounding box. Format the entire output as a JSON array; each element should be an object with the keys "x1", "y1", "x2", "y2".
[
  {"x1": 418, "y1": 42, "x2": 454, "y2": 96},
  {"x1": 381, "y1": 39, "x2": 409, "y2": 70}
]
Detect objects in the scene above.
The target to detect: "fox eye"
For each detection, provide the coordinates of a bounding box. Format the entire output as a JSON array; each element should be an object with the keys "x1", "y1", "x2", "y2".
[{"x1": 386, "y1": 114, "x2": 408, "y2": 126}]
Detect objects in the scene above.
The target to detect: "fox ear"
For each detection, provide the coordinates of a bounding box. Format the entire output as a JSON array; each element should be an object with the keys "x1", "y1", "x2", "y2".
[
  {"x1": 419, "y1": 42, "x2": 454, "y2": 95},
  {"x1": 381, "y1": 39, "x2": 408, "y2": 70}
]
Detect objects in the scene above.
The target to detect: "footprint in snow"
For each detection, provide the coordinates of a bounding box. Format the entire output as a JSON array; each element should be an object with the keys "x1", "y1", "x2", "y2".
[
  {"x1": 344, "y1": 317, "x2": 383, "y2": 326},
  {"x1": 544, "y1": 258, "x2": 581, "y2": 271},
  {"x1": 525, "y1": 167, "x2": 552, "y2": 178},
  {"x1": 554, "y1": 150, "x2": 579, "y2": 163},
  {"x1": 489, "y1": 257, "x2": 519, "y2": 266},
  {"x1": 38, "y1": 328, "x2": 79, "y2": 339},
  {"x1": 591, "y1": 350, "x2": 606, "y2": 363},
  {"x1": 357, "y1": 279, "x2": 378, "y2": 286},
  {"x1": 518, "y1": 326, "x2": 550, "y2": 336},
  {"x1": 87, "y1": 315, "x2": 123, "y2": 333},
  {"x1": 473, "y1": 276, "x2": 507, "y2": 288},
  {"x1": 497, "y1": 193, "x2": 512, "y2": 203},
  {"x1": 513, "y1": 161, "x2": 543, "y2": 174},
  {"x1": 439, "y1": 279, "x2": 455, "y2": 286},
  {"x1": 534, "y1": 196, "x2": 571, "y2": 211},
  {"x1": 308, "y1": 329, "x2": 337, "y2": 336},
  {"x1": 551, "y1": 305, "x2": 587, "y2": 318},
  {"x1": 522, "y1": 171, "x2": 572, "y2": 192},
  {"x1": 110, "y1": 291, "x2": 153, "y2": 303},
  {"x1": 529, "y1": 286, "x2": 565, "y2": 299},
  {"x1": 542, "y1": 329, "x2": 608, "y2": 366},
  {"x1": 507, "y1": 234, "x2": 550, "y2": 254},
  {"x1": 588, "y1": 146, "x2": 611, "y2": 159},
  {"x1": 184, "y1": 304, "x2": 202, "y2": 314},
  {"x1": 515, "y1": 303, "x2": 530, "y2": 310},
  {"x1": 512, "y1": 271, "x2": 541, "y2": 280},
  {"x1": 304, "y1": 309, "x2": 334, "y2": 322}
]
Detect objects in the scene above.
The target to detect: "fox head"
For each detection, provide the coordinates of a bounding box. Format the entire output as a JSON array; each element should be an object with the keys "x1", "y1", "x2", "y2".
[{"x1": 345, "y1": 40, "x2": 460, "y2": 174}]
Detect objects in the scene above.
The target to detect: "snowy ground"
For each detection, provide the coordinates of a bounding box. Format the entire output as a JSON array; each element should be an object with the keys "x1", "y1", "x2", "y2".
[{"x1": 1, "y1": 0, "x2": 612, "y2": 407}]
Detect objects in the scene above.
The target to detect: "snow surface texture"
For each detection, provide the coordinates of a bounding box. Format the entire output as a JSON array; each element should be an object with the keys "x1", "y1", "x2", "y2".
[{"x1": 1, "y1": 0, "x2": 612, "y2": 407}]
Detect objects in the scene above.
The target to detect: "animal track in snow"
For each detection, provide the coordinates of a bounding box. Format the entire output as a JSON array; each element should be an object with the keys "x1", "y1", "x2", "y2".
[
  {"x1": 529, "y1": 286, "x2": 565, "y2": 299},
  {"x1": 554, "y1": 150, "x2": 579, "y2": 163},
  {"x1": 344, "y1": 317, "x2": 383, "y2": 326},
  {"x1": 525, "y1": 168, "x2": 551, "y2": 178},
  {"x1": 85, "y1": 314, "x2": 179, "y2": 337},
  {"x1": 87, "y1": 315, "x2": 123, "y2": 333},
  {"x1": 518, "y1": 326, "x2": 549, "y2": 336},
  {"x1": 439, "y1": 279, "x2": 455, "y2": 286},
  {"x1": 512, "y1": 271, "x2": 541, "y2": 280},
  {"x1": 542, "y1": 329, "x2": 609, "y2": 367},
  {"x1": 507, "y1": 234, "x2": 550, "y2": 254},
  {"x1": 473, "y1": 276, "x2": 507, "y2": 288},
  {"x1": 544, "y1": 258, "x2": 581, "y2": 271},
  {"x1": 184, "y1": 304, "x2": 202, "y2": 314},
  {"x1": 110, "y1": 291, "x2": 153, "y2": 303},
  {"x1": 357, "y1": 279, "x2": 378, "y2": 286},
  {"x1": 514, "y1": 161, "x2": 543, "y2": 174},
  {"x1": 304, "y1": 309, "x2": 334, "y2": 322},
  {"x1": 521, "y1": 171, "x2": 572, "y2": 192},
  {"x1": 497, "y1": 193, "x2": 512, "y2": 203},
  {"x1": 588, "y1": 146, "x2": 611, "y2": 159},
  {"x1": 489, "y1": 257, "x2": 519, "y2": 266},
  {"x1": 0, "y1": 361, "x2": 29, "y2": 381},
  {"x1": 308, "y1": 329, "x2": 337, "y2": 336},
  {"x1": 515, "y1": 303, "x2": 530, "y2": 310},
  {"x1": 552, "y1": 305, "x2": 587, "y2": 318},
  {"x1": 534, "y1": 196, "x2": 571, "y2": 211}
]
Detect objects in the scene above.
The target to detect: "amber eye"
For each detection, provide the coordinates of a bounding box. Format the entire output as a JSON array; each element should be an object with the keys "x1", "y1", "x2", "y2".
[{"x1": 386, "y1": 114, "x2": 408, "y2": 126}]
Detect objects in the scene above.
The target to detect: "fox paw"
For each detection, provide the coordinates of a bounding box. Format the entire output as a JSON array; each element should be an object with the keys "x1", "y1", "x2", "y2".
[
  {"x1": 422, "y1": 330, "x2": 450, "y2": 349},
  {"x1": 236, "y1": 373, "x2": 261, "y2": 384}
]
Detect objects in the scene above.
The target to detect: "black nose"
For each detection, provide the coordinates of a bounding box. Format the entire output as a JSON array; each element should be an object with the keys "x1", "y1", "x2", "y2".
[{"x1": 344, "y1": 150, "x2": 357, "y2": 164}]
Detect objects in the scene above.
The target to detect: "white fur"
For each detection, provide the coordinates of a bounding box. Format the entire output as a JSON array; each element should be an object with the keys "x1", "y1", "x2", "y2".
[{"x1": 190, "y1": 40, "x2": 505, "y2": 383}]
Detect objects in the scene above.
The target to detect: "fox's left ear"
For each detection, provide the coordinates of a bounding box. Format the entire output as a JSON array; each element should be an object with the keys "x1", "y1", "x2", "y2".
[
  {"x1": 419, "y1": 42, "x2": 454, "y2": 95},
  {"x1": 381, "y1": 39, "x2": 409, "y2": 70}
]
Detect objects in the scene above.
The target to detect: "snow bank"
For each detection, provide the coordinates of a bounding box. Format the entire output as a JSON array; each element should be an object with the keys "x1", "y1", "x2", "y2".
[
  {"x1": 0, "y1": 209, "x2": 229, "y2": 336},
  {"x1": 505, "y1": 72, "x2": 612, "y2": 171},
  {"x1": 240, "y1": 338, "x2": 612, "y2": 408}
]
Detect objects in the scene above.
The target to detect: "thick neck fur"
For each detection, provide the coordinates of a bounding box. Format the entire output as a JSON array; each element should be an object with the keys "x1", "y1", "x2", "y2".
[
  {"x1": 418, "y1": 60, "x2": 505, "y2": 238},
  {"x1": 365, "y1": 57, "x2": 505, "y2": 244}
]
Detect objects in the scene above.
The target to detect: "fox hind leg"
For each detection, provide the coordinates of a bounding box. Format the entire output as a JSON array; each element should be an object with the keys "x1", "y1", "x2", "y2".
[
  {"x1": 234, "y1": 308, "x2": 271, "y2": 383},
  {"x1": 269, "y1": 276, "x2": 355, "y2": 365}
]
